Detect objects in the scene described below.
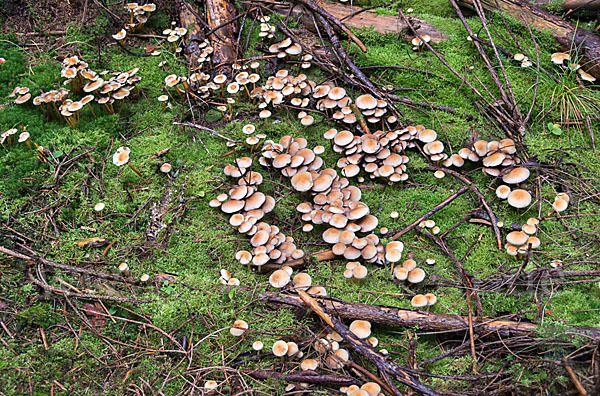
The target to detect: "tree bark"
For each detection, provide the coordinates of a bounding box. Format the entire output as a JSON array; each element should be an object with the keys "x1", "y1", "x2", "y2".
[
  {"x1": 205, "y1": 0, "x2": 238, "y2": 71},
  {"x1": 458, "y1": 0, "x2": 600, "y2": 79}
]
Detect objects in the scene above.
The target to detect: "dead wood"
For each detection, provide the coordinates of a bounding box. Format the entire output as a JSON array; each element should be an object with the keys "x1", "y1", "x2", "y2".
[
  {"x1": 242, "y1": 369, "x2": 356, "y2": 386},
  {"x1": 178, "y1": 0, "x2": 207, "y2": 68},
  {"x1": 458, "y1": 0, "x2": 600, "y2": 79},
  {"x1": 533, "y1": 0, "x2": 600, "y2": 12},
  {"x1": 297, "y1": 290, "x2": 438, "y2": 396},
  {"x1": 264, "y1": 292, "x2": 600, "y2": 343},
  {"x1": 268, "y1": 0, "x2": 447, "y2": 43},
  {"x1": 205, "y1": 0, "x2": 238, "y2": 70}
]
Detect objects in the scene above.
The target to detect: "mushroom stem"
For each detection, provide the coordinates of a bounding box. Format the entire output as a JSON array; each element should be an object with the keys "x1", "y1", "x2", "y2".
[
  {"x1": 88, "y1": 104, "x2": 96, "y2": 117},
  {"x1": 128, "y1": 163, "x2": 143, "y2": 177},
  {"x1": 25, "y1": 140, "x2": 32, "y2": 151}
]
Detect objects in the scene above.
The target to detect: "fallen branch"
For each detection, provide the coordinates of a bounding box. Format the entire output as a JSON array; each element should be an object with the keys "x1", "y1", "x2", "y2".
[
  {"x1": 242, "y1": 369, "x2": 356, "y2": 386},
  {"x1": 297, "y1": 290, "x2": 438, "y2": 396},
  {"x1": 264, "y1": 292, "x2": 600, "y2": 343}
]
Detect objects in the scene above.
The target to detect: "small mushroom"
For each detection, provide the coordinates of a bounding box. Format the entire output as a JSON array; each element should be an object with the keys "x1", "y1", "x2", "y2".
[{"x1": 230, "y1": 319, "x2": 248, "y2": 336}]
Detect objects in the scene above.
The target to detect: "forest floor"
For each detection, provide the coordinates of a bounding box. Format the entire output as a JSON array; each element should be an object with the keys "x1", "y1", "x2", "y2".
[{"x1": 1, "y1": 0, "x2": 600, "y2": 394}]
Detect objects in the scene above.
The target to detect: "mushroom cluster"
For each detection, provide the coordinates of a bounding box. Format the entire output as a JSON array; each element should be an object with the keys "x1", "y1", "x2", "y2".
[
  {"x1": 219, "y1": 269, "x2": 240, "y2": 286},
  {"x1": 393, "y1": 258, "x2": 426, "y2": 284},
  {"x1": 269, "y1": 267, "x2": 326, "y2": 295},
  {"x1": 0, "y1": 127, "x2": 18, "y2": 146},
  {"x1": 268, "y1": 38, "x2": 303, "y2": 60},
  {"x1": 313, "y1": 83, "x2": 355, "y2": 125},
  {"x1": 326, "y1": 128, "x2": 411, "y2": 183},
  {"x1": 210, "y1": 159, "x2": 304, "y2": 268},
  {"x1": 85, "y1": 67, "x2": 142, "y2": 115},
  {"x1": 551, "y1": 52, "x2": 596, "y2": 82},
  {"x1": 513, "y1": 53, "x2": 532, "y2": 68},
  {"x1": 8, "y1": 86, "x2": 33, "y2": 107},
  {"x1": 272, "y1": 339, "x2": 303, "y2": 359},
  {"x1": 258, "y1": 16, "x2": 276, "y2": 40},
  {"x1": 354, "y1": 94, "x2": 391, "y2": 126},
  {"x1": 122, "y1": 2, "x2": 156, "y2": 33},
  {"x1": 60, "y1": 55, "x2": 93, "y2": 91},
  {"x1": 343, "y1": 261, "x2": 368, "y2": 281},
  {"x1": 163, "y1": 24, "x2": 188, "y2": 52},
  {"x1": 495, "y1": 185, "x2": 532, "y2": 209},
  {"x1": 261, "y1": 135, "x2": 419, "y2": 268},
  {"x1": 339, "y1": 382, "x2": 383, "y2": 396},
  {"x1": 411, "y1": 34, "x2": 431, "y2": 51},
  {"x1": 418, "y1": 219, "x2": 440, "y2": 235},
  {"x1": 255, "y1": 70, "x2": 314, "y2": 111},
  {"x1": 505, "y1": 217, "x2": 541, "y2": 256},
  {"x1": 411, "y1": 293, "x2": 437, "y2": 308}
]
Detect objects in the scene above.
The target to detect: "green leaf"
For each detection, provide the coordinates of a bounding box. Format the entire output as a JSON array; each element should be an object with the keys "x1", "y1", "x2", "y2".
[
  {"x1": 552, "y1": 127, "x2": 562, "y2": 136},
  {"x1": 547, "y1": 122, "x2": 554, "y2": 131},
  {"x1": 53, "y1": 150, "x2": 63, "y2": 158}
]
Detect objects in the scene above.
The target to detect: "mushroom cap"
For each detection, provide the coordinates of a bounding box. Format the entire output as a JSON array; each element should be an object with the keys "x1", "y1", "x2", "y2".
[
  {"x1": 272, "y1": 340, "x2": 289, "y2": 357},
  {"x1": 301, "y1": 358, "x2": 319, "y2": 371},
  {"x1": 556, "y1": 193, "x2": 570, "y2": 203},
  {"x1": 502, "y1": 167, "x2": 530, "y2": 184},
  {"x1": 552, "y1": 198, "x2": 568, "y2": 212},
  {"x1": 496, "y1": 185, "x2": 511, "y2": 199},
  {"x1": 418, "y1": 129, "x2": 437, "y2": 143},
  {"x1": 252, "y1": 341, "x2": 264, "y2": 351},
  {"x1": 506, "y1": 231, "x2": 528, "y2": 245},
  {"x1": 407, "y1": 268, "x2": 425, "y2": 283},
  {"x1": 522, "y1": 223, "x2": 537, "y2": 235},
  {"x1": 204, "y1": 380, "x2": 218, "y2": 390},
  {"x1": 507, "y1": 189, "x2": 532, "y2": 208},
  {"x1": 473, "y1": 140, "x2": 489, "y2": 157},
  {"x1": 293, "y1": 272, "x2": 312, "y2": 290},
  {"x1": 221, "y1": 199, "x2": 244, "y2": 213},
  {"x1": 230, "y1": 319, "x2": 248, "y2": 336},
  {"x1": 94, "y1": 202, "x2": 105, "y2": 212},
  {"x1": 291, "y1": 171, "x2": 313, "y2": 192},
  {"x1": 334, "y1": 130, "x2": 354, "y2": 146},
  {"x1": 112, "y1": 146, "x2": 131, "y2": 166},
  {"x1": 425, "y1": 293, "x2": 437, "y2": 306},
  {"x1": 356, "y1": 94, "x2": 378, "y2": 110},
  {"x1": 328, "y1": 87, "x2": 346, "y2": 100},
  {"x1": 159, "y1": 163, "x2": 172, "y2": 173},
  {"x1": 349, "y1": 320, "x2": 371, "y2": 339},
  {"x1": 352, "y1": 264, "x2": 368, "y2": 279},
  {"x1": 527, "y1": 236, "x2": 541, "y2": 249},
  {"x1": 411, "y1": 294, "x2": 428, "y2": 308}
]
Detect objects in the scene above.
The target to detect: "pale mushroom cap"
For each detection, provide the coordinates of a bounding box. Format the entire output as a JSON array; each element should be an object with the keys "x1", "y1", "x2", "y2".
[
  {"x1": 204, "y1": 380, "x2": 218, "y2": 389},
  {"x1": 356, "y1": 94, "x2": 378, "y2": 110},
  {"x1": 552, "y1": 198, "x2": 568, "y2": 212},
  {"x1": 502, "y1": 167, "x2": 530, "y2": 184},
  {"x1": 293, "y1": 272, "x2": 312, "y2": 290},
  {"x1": 507, "y1": 189, "x2": 532, "y2": 209},
  {"x1": 112, "y1": 146, "x2": 131, "y2": 166},
  {"x1": 411, "y1": 294, "x2": 428, "y2": 308},
  {"x1": 496, "y1": 185, "x2": 511, "y2": 199},
  {"x1": 349, "y1": 320, "x2": 371, "y2": 339},
  {"x1": 160, "y1": 163, "x2": 172, "y2": 173},
  {"x1": 425, "y1": 293, "x2": 437, "y2": 306},
  {"x1": 94, "y1": 202, "x2": 105, "y2": 212},
  {"x1": 556, "y1": 193, "x2": 570, "y2": 203},
  {"x1": 230, "y1": 319, "x2": 248, "y2": 336},
  {"x1": 301, "y1": 358, "x2": 319, "y2": 371},
  {"x1": 269, "y1": 269, "x2": 291, "y2": 288},
  {"x1": 407, "y1": 268, "x2": 425, "y2": 283},
  {"x1": 506, "y1": 231, "x2": 528, "y2": 245},
  {"x1": 291, "y1": 171, "x2": 313, "y2": 192},
  {"x1": 418, "y1": 129, "x2": 437, "y2": 143},
  {"x1": 272, "y1": 340, "x2": 289, "y2": 356}
]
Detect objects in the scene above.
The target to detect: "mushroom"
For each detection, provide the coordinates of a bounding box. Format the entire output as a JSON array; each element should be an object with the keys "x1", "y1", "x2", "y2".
[
  {"x1": 411, "y1": 294, "x2": 428, "y2": 308},
  {"x1": 269, "y1": 269, "x2": 297, "y2": 289},
  {"x1": 112, "y1": 146, "x2": 143, "y2": 177},
  {"x1": 407, "y1": 268, "x2": 425, "y2": 284},
  {"x1": 349, "y1": 320, "x2": 371, "y2": 339},
  {"x1": 502, "y1": 167, "x2": 530, "y2": 184},
  {"x1": 230, "y1": 319, "x2": 248, "y2": 336},
  {"x1": 496, "y1": 185, "x2": 511, "y2": 199},
  {"x1": 507, "y1": 189, "x2": 532, "y2": 209},
  {"x1": 272, "y1": 340, "x2": 289, "y2": 357},
  {"x1": 550, "y1": 52, "x2": 570, "y2": 65}
]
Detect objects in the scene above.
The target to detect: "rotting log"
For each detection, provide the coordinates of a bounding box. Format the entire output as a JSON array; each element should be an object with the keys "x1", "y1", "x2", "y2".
[
  {"x1": 532, "y1": 0, "x2": 600, "y2": 12},
  {"x1": 242, "y1": 369, "x2": 356, "y2": 387},
  {"x1": 263, "y1": 292, "x2": 600, "y2": 343},
  {"x1": 267, "y1": 0, "x2": 447, "y2": 43},
  {"x1": 205, "y1": 0, "x2": 238, "y2": 71},
  {"x1": 458, "y1": 0, "x2": 600, "y2": 79},
  {"x1": 178, "y1": 0, "x2": 206, "y2": 68}
]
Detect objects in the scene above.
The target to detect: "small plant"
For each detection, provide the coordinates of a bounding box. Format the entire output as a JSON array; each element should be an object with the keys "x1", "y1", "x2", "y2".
[{"x1": 547, "y1": 122, "x2": 562, "y2": 136}]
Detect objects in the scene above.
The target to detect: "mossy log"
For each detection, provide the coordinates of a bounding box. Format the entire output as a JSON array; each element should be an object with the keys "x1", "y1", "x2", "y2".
[{"x1": 458, "y1": 0, "x2": 600, "y2": 79}]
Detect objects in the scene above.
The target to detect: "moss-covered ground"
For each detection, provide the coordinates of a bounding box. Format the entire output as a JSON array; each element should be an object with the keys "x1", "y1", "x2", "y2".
[{"x1": 1, "y1": 0, "x2": 599, "y2": 394}]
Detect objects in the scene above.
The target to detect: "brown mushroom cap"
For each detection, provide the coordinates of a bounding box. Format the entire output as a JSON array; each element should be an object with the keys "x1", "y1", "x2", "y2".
[
  {"x1": 269, "y1": 269, "x2": 291, "y2": 288},
  {"x1": 552, "y1": 198, "x2": 568, "y2": 212},
  {"x1": 496, "y1": 185, "x2": 511, "y2": 199}
]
